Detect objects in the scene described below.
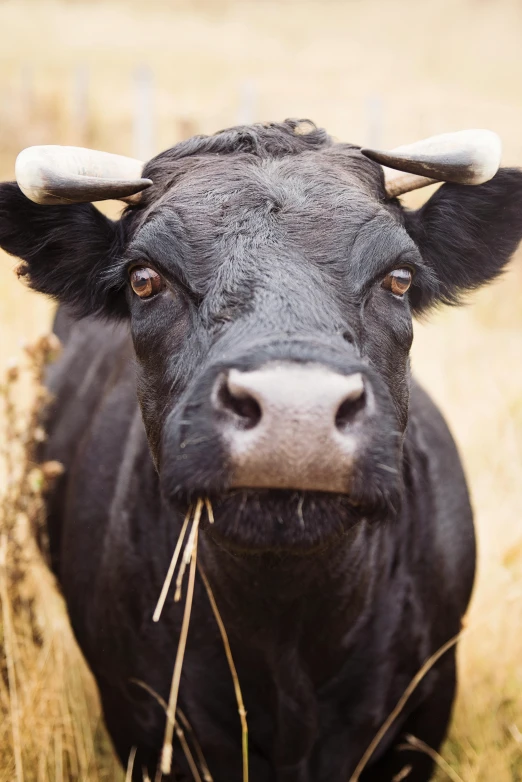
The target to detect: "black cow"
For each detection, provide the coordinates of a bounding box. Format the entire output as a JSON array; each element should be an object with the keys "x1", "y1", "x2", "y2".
[{"x1": 1, "y1": 120, "x2": 521, "y2": 782}]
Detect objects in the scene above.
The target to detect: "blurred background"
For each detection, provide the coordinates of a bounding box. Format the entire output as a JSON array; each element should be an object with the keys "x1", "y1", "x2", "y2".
[{"x1": 0, "y1": 1, "x2": 521, "y2": 780}]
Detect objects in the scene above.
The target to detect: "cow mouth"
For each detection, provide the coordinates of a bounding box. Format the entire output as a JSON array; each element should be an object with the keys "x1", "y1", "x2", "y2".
[
  {"x1": 173, "y1": 484, "x2": 400, "y2": 554},
  {"x1": 161, "y1": 437, "x2": 402, "y2": 550}
]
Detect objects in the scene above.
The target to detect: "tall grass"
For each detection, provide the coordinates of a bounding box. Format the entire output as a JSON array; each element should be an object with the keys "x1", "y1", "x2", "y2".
[{"x1": 0, "y1": 339, "x2": 122, "y2": 781}]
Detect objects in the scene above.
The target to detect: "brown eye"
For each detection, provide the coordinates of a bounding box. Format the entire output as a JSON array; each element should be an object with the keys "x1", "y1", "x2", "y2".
[
  {"x1": 382, "y1": 268, "x2": 413, "y2": 297},
  {"x1": 129, "y1": 266, "x2": 164, "y2": 299}
]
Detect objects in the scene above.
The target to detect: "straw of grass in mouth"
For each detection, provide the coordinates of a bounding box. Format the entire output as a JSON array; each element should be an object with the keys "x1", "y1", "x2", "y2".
[
  {"x1": 204, "y1": 497, "x2": 215, "y2": 524},
  {"x1": 160, "y1": 495, "x2": 249, "y2": 781},
  {"x1": 153, "y1": 504, "x2": 193, "y2": 622},
  {"x1": 175, "y1": 501, "x2": 202, "y2": 603},
  {"x1": 125, "y1": 746, "x2": 137, "y2": 782},
  {"x1": 160, "y1": 498, "x2": 203, "y2": 775}
]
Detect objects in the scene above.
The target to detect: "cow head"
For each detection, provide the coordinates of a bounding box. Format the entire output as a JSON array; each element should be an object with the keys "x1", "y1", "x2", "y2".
[{"x1": 1, "y1": 120, "x2": 521, "y2": 550}]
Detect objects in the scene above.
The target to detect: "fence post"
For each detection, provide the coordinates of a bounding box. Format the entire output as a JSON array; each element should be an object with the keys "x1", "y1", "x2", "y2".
[
  {"x1": 237, "y1": 79, "x2": 257, "y2": 126},
  {"x1": 177, "y1": 118, "x2": 197, "y2": 141},
  {"x1": 133, "y1": 65, "x2": 155, "y2": 160},
  {"x1": 72, "y1": 64, "x2": 89, "y2": 145},
  {"x1": 19, "y1": 64, "x2": 34, "y2": 140},
  {"x1": 365, "y1": 93, "x2": 383, "y2": 148}
]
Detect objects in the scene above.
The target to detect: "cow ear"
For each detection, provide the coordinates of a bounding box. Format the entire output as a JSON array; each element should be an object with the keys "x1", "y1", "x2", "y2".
[
  {"x1": 403, "y1": 168, "x2": 522, "y2": 313},
  {"x1": 0, "y1": 182, "x2": 128, "y2": 319}
]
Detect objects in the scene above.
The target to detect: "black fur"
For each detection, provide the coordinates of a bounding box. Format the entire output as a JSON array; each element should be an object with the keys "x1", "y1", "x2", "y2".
[
  {"x1": 404, "y1": 168, "x2": 522, "y2": 310},
  {"x1": 0, "y1": 183, "x2": 125, "y2": 317},
  {"x1": 1, "y1": 120, "x2": 521, "y2": 781}
]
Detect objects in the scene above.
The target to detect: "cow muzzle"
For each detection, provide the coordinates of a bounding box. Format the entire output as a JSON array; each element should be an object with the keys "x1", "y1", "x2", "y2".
[{"x1": 212, "y1": 362, "x2": 371, "y2": 493}]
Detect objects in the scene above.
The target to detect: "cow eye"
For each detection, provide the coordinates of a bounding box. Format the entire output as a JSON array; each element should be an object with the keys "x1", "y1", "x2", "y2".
[
  {"x1": 382, "y1": 268, "x2": 413, "y2": 297},
  {"x1": 129, "y1": 266, "x2": 164, "y2": 299}
]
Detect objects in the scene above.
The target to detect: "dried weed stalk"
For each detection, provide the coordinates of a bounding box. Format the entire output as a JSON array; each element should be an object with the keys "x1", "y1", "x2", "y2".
[
  {"x1": 0, "y1": 336, "x2": 121, "y2": 781},
  {"x1": 400, "y1": 735, "x2": 464, "y2": 782}
]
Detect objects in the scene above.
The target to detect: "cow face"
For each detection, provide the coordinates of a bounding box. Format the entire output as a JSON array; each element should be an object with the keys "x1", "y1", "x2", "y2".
[
  {"x1": 121, "y1": 140, "x2": 426, "y2": 547},
  {"x1": 2, "y1": 121, "x2": 522, "y2": 550}
]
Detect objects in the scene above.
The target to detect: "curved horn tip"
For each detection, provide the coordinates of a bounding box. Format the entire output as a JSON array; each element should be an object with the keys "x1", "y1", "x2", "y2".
[
  {"x1": 361, "y1": 129, "x2": 502, "y2": 198},
  {"x1": 15, "y1": 145, "x2": 151, "y2": 205}
]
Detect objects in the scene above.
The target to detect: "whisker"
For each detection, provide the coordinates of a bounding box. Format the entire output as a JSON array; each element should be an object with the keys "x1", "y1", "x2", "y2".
[
  {"x1": 180, "y1": 436, "x2": 213, "y2": 449},
  {"x1": 376, "y1": 463, "x2": 399, "y2": 475},
  {"x1": 296, "y1": 495, "x2": 305, "y2": 528}
]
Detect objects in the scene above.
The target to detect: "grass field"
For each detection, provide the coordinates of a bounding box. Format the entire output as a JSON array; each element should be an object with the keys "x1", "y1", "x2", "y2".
[{"x1": 0, "y1": 0, "x2": 521, "y2": 779}]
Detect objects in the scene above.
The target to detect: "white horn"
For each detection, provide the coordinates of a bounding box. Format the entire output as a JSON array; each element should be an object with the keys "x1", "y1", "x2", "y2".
[
  {"x1": 15, "y1": 145, "x2": 153, "y2": 205},
  {"x1": 361, "y1": 129, "x2": 502, "y2": 198}
]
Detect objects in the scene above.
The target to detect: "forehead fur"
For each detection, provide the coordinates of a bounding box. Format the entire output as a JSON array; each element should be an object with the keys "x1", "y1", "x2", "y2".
[
  {"x1": 119, "y1": 119, "x2": 414, "y2": 303},
  {"x1": 134, "y1": 119, "x2": 386, "y2": 213}
]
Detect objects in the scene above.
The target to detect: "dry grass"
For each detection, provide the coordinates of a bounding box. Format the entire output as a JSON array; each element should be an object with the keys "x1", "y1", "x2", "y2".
[
  {"x1": 0, "y1": 339, "x2": 123, "y2": 781},
  {"x1": 0, "y1": 0, "x2": 521, "y2": 779}
]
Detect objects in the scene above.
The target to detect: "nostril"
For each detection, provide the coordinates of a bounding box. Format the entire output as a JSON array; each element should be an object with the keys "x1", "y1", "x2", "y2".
[
  {"x1": 215, "y1": 374, "x2": 262, "y2": 430},
  {"x1": 335, "y1": 386, "x2": 366, "y2": 431}
]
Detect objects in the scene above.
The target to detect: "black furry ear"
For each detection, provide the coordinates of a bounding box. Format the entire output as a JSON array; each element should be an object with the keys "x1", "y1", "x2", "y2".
[
  {"x1": 0, "y1": 182, "x2": 127, "y2": 319},
  {"x1": 404, "y1": 168, "x2": 522, "y2": 313}
]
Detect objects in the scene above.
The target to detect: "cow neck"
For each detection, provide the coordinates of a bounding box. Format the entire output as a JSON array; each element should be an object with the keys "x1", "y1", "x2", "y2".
[
  {"x1": 196, "y1": 520, "x2": 392, "y2": 777},
  {"x1": 198, "y1": 519, "x2": 389, "y2": 683}
]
